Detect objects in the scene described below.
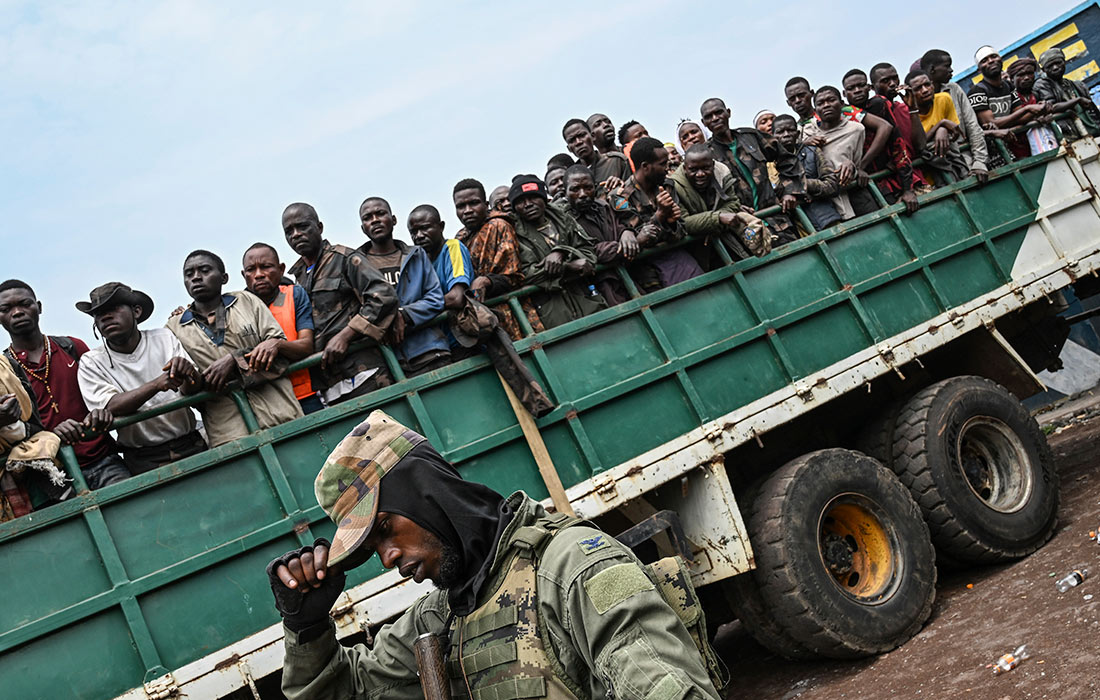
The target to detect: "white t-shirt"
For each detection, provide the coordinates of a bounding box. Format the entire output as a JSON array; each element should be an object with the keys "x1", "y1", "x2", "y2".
[{"x1": 77, "y1": 328, "x2": 197, "y2": 448}]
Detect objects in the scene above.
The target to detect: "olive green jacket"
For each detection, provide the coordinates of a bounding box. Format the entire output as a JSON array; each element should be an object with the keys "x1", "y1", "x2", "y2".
[
  {"x1": 513, "y1": 203, "x2": 606, "y2": 329},
  {"x1": 281, "y1": 492, "x2": 721, "y2": 700},
  {"x1": 669, "y1": 165, "x2": 767, "y2": 261},
  {"x1": 668, "y1": 165, "x2": 743, "y2": 237}
]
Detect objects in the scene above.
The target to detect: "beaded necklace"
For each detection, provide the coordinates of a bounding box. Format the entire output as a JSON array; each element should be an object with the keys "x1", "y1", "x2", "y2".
[{"x1": 9, "y1": 339, "x2": 60, "y2": 415}]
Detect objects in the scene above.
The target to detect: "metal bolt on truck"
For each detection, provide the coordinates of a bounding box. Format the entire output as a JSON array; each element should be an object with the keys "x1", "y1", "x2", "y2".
[{"x1": 7, "y1": 10, "x2": 1100, "y2": 699}]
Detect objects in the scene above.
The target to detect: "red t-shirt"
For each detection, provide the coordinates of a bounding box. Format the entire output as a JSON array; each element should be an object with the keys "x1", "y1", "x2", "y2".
[
  {"x1": 9, "y1": 337, "x2": 116, "y2": 465},
  {"x1": 884, "y1": 100, "x2": 929, "y2": 187}
]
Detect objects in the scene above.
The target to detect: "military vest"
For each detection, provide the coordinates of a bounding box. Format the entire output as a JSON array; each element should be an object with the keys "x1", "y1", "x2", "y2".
[
  {"x1": 447, "y1": 515, "x2": 581, "y2": 700},
  {"x1": 446, "y1": 513, "x2": 728, "y2": 700}
]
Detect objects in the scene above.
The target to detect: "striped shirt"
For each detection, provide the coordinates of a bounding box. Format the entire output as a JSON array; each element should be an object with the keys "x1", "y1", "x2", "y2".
[{"x1": 430, "y1": 238, "x2": 473, "y2": 292}]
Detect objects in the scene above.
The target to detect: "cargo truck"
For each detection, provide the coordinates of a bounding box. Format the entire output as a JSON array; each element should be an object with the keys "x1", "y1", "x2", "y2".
[{"x1": 6, "y1": 35, "x2": 1100, "y2": 700}]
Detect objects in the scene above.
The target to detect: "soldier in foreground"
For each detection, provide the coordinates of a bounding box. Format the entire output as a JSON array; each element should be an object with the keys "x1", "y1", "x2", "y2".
[{"x1": 267, "y1": 410, "x2": 723, "y2": 700}]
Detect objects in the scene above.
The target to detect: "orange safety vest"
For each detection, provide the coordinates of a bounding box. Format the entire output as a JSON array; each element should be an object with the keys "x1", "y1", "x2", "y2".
[{"x1": 268, "y1": 285, "x2": 314, "y2": 401}]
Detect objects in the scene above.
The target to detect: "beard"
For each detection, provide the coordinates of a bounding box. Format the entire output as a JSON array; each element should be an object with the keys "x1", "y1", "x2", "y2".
[
  {"x1": 435, "y1": 543, "x2": 462, "y2": 590},
  {"x1": 571, "y1": 197, "x2": 598, "y2": 214}
]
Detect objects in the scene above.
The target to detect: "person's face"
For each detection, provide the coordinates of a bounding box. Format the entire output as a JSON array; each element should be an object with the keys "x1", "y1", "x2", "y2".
[
  {"x1": 565, "y1": 173, "x2": 596, "y2": 208},
  {"x1": 408, "y1": 210, "x2": 445, "y2": 255},
  {"x1": 665, "y1": 145, "x2": 683, "y2": 170},
  {"x1": 1044, "y1": 57, "x2": 1066, "y2": 80},
  {"x1": 488, "y1": 186, "x2": 511, "y2": 214},
  {"x1": 183, "y1": 255, "x2": 228, "y2": 302},
  {"x1": 679, "y1": 123, "x2": 705, "y2": 151},
  {"x1": 282, "y1": 207, "x2": 323, "y2": 259},
  {"x1": 242, "y1": 247, "x2": 284, "y2": 302},
  {"x1": 815, "y1": 90, "x2": 842, "y2": 123},
  {"x1": 700, "y1": 101, "x2": 730, "y2": 135},
  {"x1": 360, "y1": 200, "x2": 396, "y2": 243},
  {"x1": 928, "y1": 58, "x2": 953, "y2": 86},
  {"x1": 684, "y1": 151, "x2": 715, "y2": 190},
  {"x1": 872, "y1": 67, "x2": 901, "y2": 100},
  {"x1": 546, "y1": 168, "x2": 566, "y2": 199},
  {"x1": 93, "y1": 304, "x2": 138, "y2": 345},
  {"x1": 978, "y1": 51, "x2": 1003, "y2": 80},
  {"x1": 513, "y1": 194, "x2": 547, "y2": 223},
  {"x1": 1013, "y1": 64, "x2": 1037, "y2": 92},
  {"x1": 454, "y1": 187, "x2": 490, "y2": 231},
  {"x1": 785, "y1": 83, "x2": 814, "y2": 118},
  {"x1": 564, "y1": 123, "x2": 595, "y2": 161},
  {"x1": 842, "y1": 73, "x2": 870, "y2": 107},
  {"x1": 773, "y1": 119, "x2": 799, "y2": 150},
  {"x1": 624, "y1": 123, "x2": 649, "y2": 144},
  {"x1": 756, "y1": 113, "x2": 774, "y2": 134},
  {"x1": 587, "y1": 114, "x2": 616, "y2": 147},
  {"x1": 0, "y1": 288, "x2": 41, "y2": 337},
  {"x1": 365, "y1": 512, "x2": 458, "y2": 587},
  {"x1": 909, "y1": 74, "x2": 936, "y2": 107}
]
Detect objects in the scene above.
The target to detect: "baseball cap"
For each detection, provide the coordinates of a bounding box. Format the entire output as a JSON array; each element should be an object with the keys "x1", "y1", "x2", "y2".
[{"x1": 314, "y1": 410, "x2": 427, "y2": 567}]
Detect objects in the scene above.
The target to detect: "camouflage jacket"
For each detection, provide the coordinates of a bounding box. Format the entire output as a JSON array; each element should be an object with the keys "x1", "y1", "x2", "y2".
[
  {"x1": 705, "y1": 129, "x2": 805, "y2": 242},
  {"x1": 607, "y1": 176, "x2": 686, "y2": 243},
  {"x1": 668, "y1": 164, "x2": 766, "y2": 260},
  {"x1": 288, "y1": 240, "x2": 398, "y2": 387},
  {"x1": 281, "y1": 492, "x2": 721, "y2": 700}
]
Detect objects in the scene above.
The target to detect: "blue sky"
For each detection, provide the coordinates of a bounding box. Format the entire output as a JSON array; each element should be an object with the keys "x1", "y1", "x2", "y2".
[{"x1": 0, "y1": 0, "x2": 1075, "y2": 338}]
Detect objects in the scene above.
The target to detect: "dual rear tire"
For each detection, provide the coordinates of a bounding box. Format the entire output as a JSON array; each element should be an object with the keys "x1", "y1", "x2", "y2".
[{"x1": 728, "y1": 376, "x2": 1058, "y2": 659}]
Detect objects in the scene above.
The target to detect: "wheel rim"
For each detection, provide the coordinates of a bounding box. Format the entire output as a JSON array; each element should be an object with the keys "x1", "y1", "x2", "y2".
[
  {"x1": 817, "y1": 494, "x2": 901, "y2": 604},
  {"x1": 956, "y1": 416, "x2": 1033, "y2": 514}
]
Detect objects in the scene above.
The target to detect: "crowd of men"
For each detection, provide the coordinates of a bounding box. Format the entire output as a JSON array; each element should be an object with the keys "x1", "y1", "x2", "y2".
[{"x1": 0, "y1": 44, "x2": 1097, "y2": 522}]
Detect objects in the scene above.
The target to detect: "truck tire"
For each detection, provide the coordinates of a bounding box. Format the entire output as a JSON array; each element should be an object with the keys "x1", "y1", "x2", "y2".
[
  {"x1": 721, "y1": 479, "x2": 814, "y2": 659},
  {"x1": 723, "y1": 572, "x2": 815, "y2": 659},
  {"x1": 854, "y1": 399, "x2": 903, "y2": 470},
  {"x1": 892, "y1": 376, "x2": 1059, "y2": 563},
  {"x1": 748, "y1": 449, "x2": 936, "y2": 658}
]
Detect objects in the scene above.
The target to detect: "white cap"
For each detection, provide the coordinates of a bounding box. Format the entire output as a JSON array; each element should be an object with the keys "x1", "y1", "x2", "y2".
[{"x1": 974, "y1": 45, "x2": 998, "y2": 64}]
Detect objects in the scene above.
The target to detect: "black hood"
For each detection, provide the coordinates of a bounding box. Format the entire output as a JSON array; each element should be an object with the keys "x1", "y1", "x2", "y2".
[{"x1": 378, "y1": 441, "x2": 512, "y2": 615}]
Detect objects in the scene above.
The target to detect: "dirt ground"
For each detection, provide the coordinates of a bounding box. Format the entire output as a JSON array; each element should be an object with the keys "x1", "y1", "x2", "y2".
[{"x1": 717, "y1": 409, "x2": 1100, "y2": 700}]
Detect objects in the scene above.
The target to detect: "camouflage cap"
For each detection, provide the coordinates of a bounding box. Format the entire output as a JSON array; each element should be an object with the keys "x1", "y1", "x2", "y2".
[{"x1": 314, "y1": 410, "x2": 427, "y2": 567}]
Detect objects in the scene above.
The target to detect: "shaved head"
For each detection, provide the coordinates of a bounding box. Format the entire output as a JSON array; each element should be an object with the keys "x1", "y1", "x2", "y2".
[
  {"x1": 282, "y1": 202, "x2": 319, "y2": 224},
  {"x1": 409, "y1": 203, "x2": 441, "y2": 221},
  {"x1": 701, "y1": 97, "x2": 726, "y2": 112}
]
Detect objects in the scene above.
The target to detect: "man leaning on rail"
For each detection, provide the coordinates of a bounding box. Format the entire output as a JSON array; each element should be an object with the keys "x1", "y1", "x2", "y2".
[{"x1": 267, "y1": 410, "x2": 724, "y2": 700}]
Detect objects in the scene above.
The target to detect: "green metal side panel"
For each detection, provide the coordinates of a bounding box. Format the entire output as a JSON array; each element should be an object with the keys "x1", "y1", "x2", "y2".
[{"x1": 1, "y1": 151, "x2": 1073, "y2": 700}]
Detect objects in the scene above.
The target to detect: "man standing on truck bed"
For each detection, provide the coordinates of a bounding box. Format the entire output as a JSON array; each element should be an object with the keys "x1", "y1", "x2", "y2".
[
  {"x1": 358, "y1": 197, "x2": 451, "y2": 377},
  {"x1": 241, "y1": 243, "x2": 322, "y2": 414},
  {"x1": 76, "y1": 282, "x2": 208, "y2": 473},
  {"x1": 452, "y1": 178, "x2": 543, "y2": 339},
  {"x1": 167, "y1": 250, "x2": 303, "y2": 446},
  {"x1": 1035, "y1": 47, "x2": 1100, "y2": 139},
  {"x1": 267, "y1": 410, "x2": 723, "y2": 700},
  {"x1": 283, "y1": 202, "x2": 399, "y2": 404},
  {"x1": 0, "y1": 279, "x2": 127, "y2": 490}
]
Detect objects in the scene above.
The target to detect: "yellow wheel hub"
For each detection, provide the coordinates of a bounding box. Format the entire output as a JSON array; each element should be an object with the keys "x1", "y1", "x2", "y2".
[{"x1": 818, "y1": 495, "x2": 900, "y2": 603}]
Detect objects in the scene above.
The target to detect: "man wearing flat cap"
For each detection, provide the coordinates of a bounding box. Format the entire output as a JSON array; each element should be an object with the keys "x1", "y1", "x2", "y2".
[
  {"x1": 268, "y1": 410, "x2": 724, "y2": 700},
  {"x1": 1034, "y1": 47, "x2": 1100, "y2": 138},
  {"x1": 76, "y1": 282, "x2": 208, "y2": 474}
]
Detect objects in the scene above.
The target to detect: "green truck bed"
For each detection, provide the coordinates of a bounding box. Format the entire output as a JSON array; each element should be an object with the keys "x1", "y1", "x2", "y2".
[{"x1": 4, "y1": 131, "x2": 1100, "y2": 699}]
